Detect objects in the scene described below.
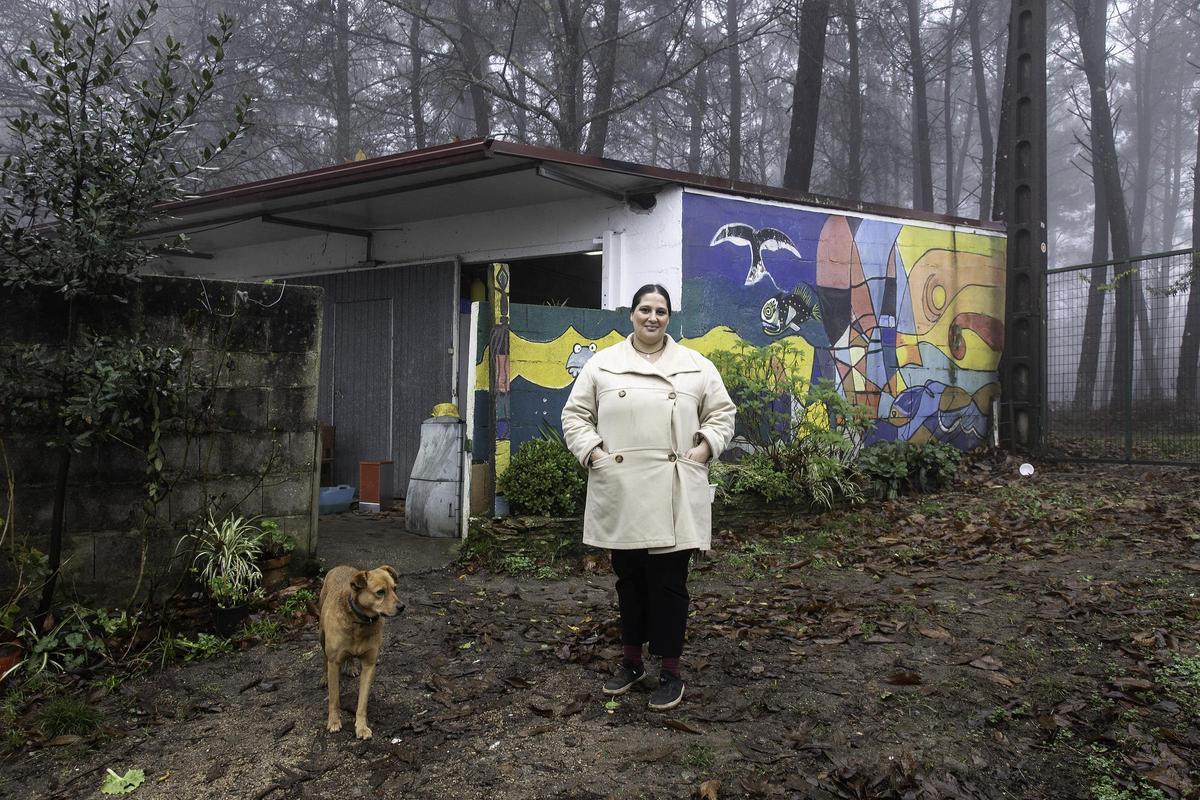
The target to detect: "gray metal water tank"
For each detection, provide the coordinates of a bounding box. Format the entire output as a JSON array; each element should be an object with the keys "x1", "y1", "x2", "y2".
[{"x1": 405, "y1": 415, "x2": 465, "y2": 537}]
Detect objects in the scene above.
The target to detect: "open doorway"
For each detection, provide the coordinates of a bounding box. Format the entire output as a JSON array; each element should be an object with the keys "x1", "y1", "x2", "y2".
[{"x1": 460, "y1": 251, "x2": 602, "y2": 308}]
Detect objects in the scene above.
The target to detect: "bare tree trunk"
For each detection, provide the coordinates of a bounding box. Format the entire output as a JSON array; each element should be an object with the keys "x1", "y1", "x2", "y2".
[
  {"x1": 516, "y1": 72, "x2": 528, "y2": 143},
  {"x1": 783, "y1": 0, "x2": 830, "y2": 192},
  {"x1": 968, "y1": 0, "x2": 993, "y2": 220},
  {"x1": 942, "y1": 0, "x2": 960, "y2": 214},
  {"x1": 331, "y1": 0, "x2": 353, "y2": 161},
  {"x1": 905, "y1": 0, "x2": 933, "y2": 210},
  {"x1": 1074, "y1": 0, "x2": 1135, "y2": 412},
  {"x1": 1129, "y1": 0, "x2": 1164, "y2": 256},
  {"x1": 844, "y1": 0, "x2": 862, "y2": 200},
  {"x1": 408, "y1": 9, "x2": 426, "y2": 149},
  {"x1": 454, "y1": 0, "x2": 491, "y2": 138},
  {"x1": 1177, "y1": 94, "x2": 1200, "y2": 406},
  {"x1": 687, "y1": 10, "x2": 708, "y2": 173},
  {"x1": 1075, "y1": 137, "x2": 1109, "y2": 408},
  {"x1": 552, "y1": 0, "x2": 585, "y2": 150},
  {"x1": 952, "y1": 100, "x2": 973, "y2": 210},
  {"x1": 725, "y1": 0, "x2": 743, "y2": 181},
  {"x1": 584, "y1": 0, "x2": 621, "y2": 156},
  {"x1": 1160, "y1": 89, "x2": 1183, "y2": 251}
]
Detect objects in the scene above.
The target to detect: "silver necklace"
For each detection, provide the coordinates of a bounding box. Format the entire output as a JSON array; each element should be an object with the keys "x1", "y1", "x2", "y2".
[{"x1": 632, "y1": 339, "x2": 666, "y2": 359}]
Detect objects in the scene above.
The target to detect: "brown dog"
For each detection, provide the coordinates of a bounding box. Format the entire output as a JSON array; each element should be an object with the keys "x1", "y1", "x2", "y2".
[{"x1": 318, "y1": 564, "x2": 403, "y2": 739}]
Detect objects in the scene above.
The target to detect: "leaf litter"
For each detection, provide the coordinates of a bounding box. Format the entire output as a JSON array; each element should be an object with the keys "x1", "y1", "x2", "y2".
[{"x1": 1, "y1": 458, "x2": 1197, "y2": 799}]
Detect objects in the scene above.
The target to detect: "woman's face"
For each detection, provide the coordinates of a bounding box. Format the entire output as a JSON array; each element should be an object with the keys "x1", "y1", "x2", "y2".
[{"x1": 630, "y1": 292, "x2": 670, "y2": 347}]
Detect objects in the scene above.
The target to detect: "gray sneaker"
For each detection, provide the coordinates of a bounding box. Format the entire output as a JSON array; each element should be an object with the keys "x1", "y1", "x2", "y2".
[
  {"x1": 603, "y1": 661, "x2": 647, "y2": 695},
  {"x1": 648, "y1": 671, "x2": 685, "y2": 710}
]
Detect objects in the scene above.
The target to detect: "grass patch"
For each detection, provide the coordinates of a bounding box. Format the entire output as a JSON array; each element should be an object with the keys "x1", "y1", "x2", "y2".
[
  {"x1": 681, "y1": 742, "x2": 715, "y2": 770},
  {"x1": 36, "y1": 695, "x2": 101, "y2": 738}
]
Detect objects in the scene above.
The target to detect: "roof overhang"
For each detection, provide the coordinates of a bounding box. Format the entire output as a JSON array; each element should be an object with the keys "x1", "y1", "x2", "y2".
[{"x1": 143, "y1": 138, "x2": 1002, "y2": 256}]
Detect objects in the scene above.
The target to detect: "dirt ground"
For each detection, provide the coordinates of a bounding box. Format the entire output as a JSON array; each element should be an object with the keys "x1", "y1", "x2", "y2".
[{"x1": 2, "y1": 456, "x2": 1198, "y2": 800}]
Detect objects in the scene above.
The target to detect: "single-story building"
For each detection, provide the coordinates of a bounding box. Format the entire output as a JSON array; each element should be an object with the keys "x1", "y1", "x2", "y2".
[{"x1": 145, "y1": 139, "x2": 1006, "y2": 538}]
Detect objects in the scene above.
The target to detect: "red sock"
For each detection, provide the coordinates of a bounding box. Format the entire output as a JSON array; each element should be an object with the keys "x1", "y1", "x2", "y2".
[
  {"x1": 661, "y1": 656, "x2": 680, "y2": 675},
  {"x1": 623, "y1": 645, "x2": 644, "y2": 665}
]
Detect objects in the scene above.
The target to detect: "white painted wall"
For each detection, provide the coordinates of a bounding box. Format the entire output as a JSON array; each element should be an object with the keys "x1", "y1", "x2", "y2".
[{"x1": 159, "y1": 188, "x2": 688, "y2": 311}]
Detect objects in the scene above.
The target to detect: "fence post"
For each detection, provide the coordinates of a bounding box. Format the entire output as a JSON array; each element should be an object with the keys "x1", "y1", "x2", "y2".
[{"x1": 1124, "y1": 266, "x2": 1134, "y2": 462}]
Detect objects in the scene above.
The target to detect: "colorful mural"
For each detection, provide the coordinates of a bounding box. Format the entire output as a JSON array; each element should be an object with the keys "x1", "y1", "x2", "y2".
[
  {"x1": 474, "y1": 199, "x2": 1005, "y2": 478},
  {"x1": 683, "y1": 192, "x2": 1005, "y2": 449}
]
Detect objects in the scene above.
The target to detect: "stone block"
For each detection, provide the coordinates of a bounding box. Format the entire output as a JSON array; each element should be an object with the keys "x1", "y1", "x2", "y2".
[
  {"x1": 275, "y1": 513, "x2": 315, "y2": 557},
  {"x1": 210, "y1": 388, "x2": 269, "y2": 432},
  {"x1": 68, "y1": 481, "x2": 144, "y2": 533},
  {"x1": 266, "y1": 290, "x2": 322, "y2": 353},
  {"x1": 216, "y1": 431, "x2": 278, "y2": 476},
  {"x1": 168, "y1": 476, "x2": 263, "y2": 523},
  {"x1": 285, "y1": 430, "x2": 317, "y2": 471},
  {"x1": 268, "y1": 388, "x2": 317, "y2": 431},
  {"x1": 89, "y1": 442, "x2": 147, "y2": 484},
  {"x1": 4, "y1": 438, "x2": 61, "y2": 486},
  {"x1": 261, "y1": 472, "x2": 314, "y2": 517},
  {"x1": 210, "y1": 352, "x2": 274, "y2": 390},
  {"x1": 265, "y1": 351, "x2": 320, "y2": 390}
]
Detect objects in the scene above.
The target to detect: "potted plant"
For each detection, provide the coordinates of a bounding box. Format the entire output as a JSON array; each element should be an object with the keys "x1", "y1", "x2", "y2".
[
  {"x1": 256, "y1": 519, "x2": 295, "y2": 591},
  {"x1": 186, "y1": 513, "x2": 263, "y2": 636}
]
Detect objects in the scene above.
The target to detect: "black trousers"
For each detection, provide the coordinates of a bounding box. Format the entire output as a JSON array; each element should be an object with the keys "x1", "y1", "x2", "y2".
[{"x1": 610, "y1": 548, "x2": 694, "y2": 658}]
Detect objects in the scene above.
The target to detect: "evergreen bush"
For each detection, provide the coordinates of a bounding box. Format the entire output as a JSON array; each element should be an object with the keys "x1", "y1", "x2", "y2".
[{"x1": 497, "y1": 438, "x2": 586, "y2": 517}]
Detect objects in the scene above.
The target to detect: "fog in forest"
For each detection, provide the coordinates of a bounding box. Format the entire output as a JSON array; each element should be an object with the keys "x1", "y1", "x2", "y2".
[{"x1": 1, "y1": 0, "x2": 1198, "y2": 408}]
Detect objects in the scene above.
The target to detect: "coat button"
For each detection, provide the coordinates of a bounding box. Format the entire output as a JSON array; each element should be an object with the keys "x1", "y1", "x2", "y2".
[
  {"x1": 614, "y1": 454, "x2": 624, "y2": 463},
  {"x1": 668, "y1": 391, "x2": 676, "y2": 399},
  {"x1": 618, "y1": 390, "x2": 626, "y2": 397},
  {"x1": 668, "y1": 454, "x2": 676, "y2": 462}
]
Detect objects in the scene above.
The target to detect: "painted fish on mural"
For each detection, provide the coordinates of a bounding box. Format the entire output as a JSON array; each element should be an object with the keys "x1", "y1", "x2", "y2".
[
  {"x1": 760, "y1": 284, "x2": 821, "y2": 337},
  {"x1": 709, "y1": 223, "x2": 801, "y2": 288},
  {"x1": 565, "y1": 342, "x2": 598, "y2": 378}
]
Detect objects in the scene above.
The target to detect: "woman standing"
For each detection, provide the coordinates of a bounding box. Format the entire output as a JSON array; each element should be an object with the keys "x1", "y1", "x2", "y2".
[{"x1": 562, "y1": 284, "x2": 736, "y2": 710}]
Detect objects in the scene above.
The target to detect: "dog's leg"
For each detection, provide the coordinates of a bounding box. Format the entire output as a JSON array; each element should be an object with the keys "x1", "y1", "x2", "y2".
[
  {"x1": 326, "y1": 655, "x2": 343, "y2": 733},
  {"x1": 354, "y1": 654, "x2": 377, "y2": 740}
]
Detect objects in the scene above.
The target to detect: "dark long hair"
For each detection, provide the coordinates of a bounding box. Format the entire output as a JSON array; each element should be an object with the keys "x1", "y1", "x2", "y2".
[{"x1": 630, "y1": 284, "x2": 672, "y2": 315}]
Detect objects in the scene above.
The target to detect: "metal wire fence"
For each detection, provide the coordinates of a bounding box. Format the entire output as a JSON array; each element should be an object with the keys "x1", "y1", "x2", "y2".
[{"x1": 1045, "y1": 248, "x2": 1200, "y2": 464}]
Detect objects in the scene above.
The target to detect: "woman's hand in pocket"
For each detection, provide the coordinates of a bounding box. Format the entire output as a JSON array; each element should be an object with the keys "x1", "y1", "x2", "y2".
[{"x1": 684, "y1": 439, "x2": 712, "y2": 463}]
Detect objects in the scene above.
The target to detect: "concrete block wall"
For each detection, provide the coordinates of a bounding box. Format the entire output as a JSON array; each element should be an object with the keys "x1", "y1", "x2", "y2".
[{"x1": 0, "y1": 276, "x2": 323, "y2": 604}]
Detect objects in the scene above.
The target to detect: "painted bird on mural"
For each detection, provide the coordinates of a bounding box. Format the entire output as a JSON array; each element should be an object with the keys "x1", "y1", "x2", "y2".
[
  {"x1": 709, "y1": 223, "x2": 801, "y2": 288},
  {"x1": 760, "y1": 284, "x2": 822, "y2": 337}
]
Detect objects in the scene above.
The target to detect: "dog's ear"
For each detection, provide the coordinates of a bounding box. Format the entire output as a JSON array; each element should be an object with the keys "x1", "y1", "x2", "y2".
[
  {"x1": 351, "y1": 571, "x2": 368, "y2": 591},
  {"x1": 381, "y1": 565, "x2": 398, "y2": 581}
]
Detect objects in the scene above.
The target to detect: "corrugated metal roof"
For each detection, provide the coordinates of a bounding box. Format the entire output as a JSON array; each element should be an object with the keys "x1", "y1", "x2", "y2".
[{"x1": 153, "y1": 138, "x2": 1002, "y2": 233}]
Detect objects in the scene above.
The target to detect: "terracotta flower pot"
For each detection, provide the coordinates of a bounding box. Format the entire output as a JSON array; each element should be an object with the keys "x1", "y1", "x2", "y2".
[{"x1": 261, "y1": 553, "x2": 292, "y2": 591}]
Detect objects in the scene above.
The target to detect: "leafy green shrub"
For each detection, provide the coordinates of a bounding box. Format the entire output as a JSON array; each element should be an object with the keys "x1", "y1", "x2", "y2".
[
  {"x1": 710, "y1": 343, "x2": 871, "y2": 508},
  {"x1": 256, "y1": 519, "x2": 295, "y2": 558},
  {"x1": 858, "y1": 440, "x2": 962, "y2": 499},
  {"x1": 497, "y1": 438, "x2": 586, "y2": 516}
]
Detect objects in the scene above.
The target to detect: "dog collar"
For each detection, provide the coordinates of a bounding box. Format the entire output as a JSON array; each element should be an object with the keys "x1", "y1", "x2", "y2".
[{"x1": 347, "y1": 594, "x2": 379, "y2": 625}]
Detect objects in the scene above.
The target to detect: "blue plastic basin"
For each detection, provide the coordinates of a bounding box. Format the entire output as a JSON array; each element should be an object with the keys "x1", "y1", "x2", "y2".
[{"x1": 319, "y1": 484, "x2": 355, "y2": 514}]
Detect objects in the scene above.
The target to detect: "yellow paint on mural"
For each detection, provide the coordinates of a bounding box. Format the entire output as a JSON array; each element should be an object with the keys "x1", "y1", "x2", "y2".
[
  {"x1": 896, "y1": 227, "x2": 1005, "y2": 275},
  {"x1": 508, "y1": 327, "x2": 626, "y2": 389},
  {"x1": 918, "y1": 285, "x2": 1003, "y2": 370},
  {"x1": 495, "y1": 439, "x2": 510, "y2": 479},
  {"x1": 681, "y1": 326, "x2": 816, "y2": 386}
]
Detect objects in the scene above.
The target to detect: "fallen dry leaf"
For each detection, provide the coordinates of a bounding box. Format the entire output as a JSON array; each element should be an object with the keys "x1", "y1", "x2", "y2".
[
  {"x1": 696, "y1": 779, "x2": 720, "y2": 800},
  {"x1": 664, "y1": 718, "x2": 705, "y2": 735},
  {"x1": 969, "y1": 655, "x2": 1003, "y2": 671},
  {"x1": 919, "y1": 626, "x2": 953, "y2": 640}
]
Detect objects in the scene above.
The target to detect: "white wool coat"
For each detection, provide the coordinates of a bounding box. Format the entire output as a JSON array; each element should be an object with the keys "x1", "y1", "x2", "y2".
[{"x1": 561, "y1": 335, "x2": 736, "y2": 553}]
